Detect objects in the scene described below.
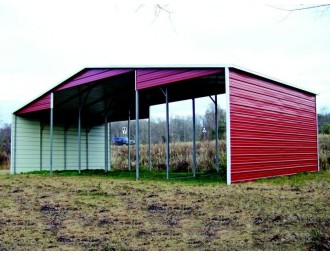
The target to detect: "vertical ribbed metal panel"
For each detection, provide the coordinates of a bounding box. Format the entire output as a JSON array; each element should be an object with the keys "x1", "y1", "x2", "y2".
[
  {"x1": 136, "y1": 69, "x2": 222, "y2": 89},
  {"x1": 229, "y1": 69, "x2": 318, "y2": 183},
  {"x1": 16, "y1": 69, "x2": 132, "y2": 115},
  {"x1": 12, "y1": 116, "x2": 106, "y2": 173}
]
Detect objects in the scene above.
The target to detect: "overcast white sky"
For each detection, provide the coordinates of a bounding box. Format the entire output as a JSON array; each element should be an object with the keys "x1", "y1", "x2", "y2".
[{"x1": 0, "y1": 1, "x2": 329, "y2": 125}]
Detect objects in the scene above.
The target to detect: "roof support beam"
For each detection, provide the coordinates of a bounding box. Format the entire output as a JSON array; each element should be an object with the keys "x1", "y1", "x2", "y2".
[{"x1": 55, "y1": 81, "x2": 102, "y2": 109}]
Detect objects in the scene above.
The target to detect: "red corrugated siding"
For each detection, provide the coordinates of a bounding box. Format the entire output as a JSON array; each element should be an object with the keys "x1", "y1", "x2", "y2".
[
  {"x1": 229, "y1": 69, "x2": 318, "y2": 183},
  {"x1": 17, "y1": 68, "x2": 132, "y2": 115},
  {"x1": 136, "y1": 69, "x2": 222, "y2": 89}
]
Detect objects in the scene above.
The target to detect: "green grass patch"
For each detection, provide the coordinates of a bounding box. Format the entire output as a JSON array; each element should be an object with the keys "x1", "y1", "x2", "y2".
[
  {"x1": 24, "y1": 167, "x2": 330, "y2": 187},
  {"x1": 25, "y1": 167, "x2": 227, "y2": 185},
  {"x1": 256, "y1": 170, "x2": 330, "y2": 186}
]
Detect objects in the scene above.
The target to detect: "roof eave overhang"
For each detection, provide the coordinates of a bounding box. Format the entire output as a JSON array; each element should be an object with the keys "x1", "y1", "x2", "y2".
[{"x1": 13, "y1": 64, "x2": 317, "y2": 116}]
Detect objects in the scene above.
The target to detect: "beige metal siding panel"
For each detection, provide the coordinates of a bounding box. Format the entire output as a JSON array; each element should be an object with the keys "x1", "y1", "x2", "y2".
[
  {"x1": 13, "y1": 117, "x2": 105, "y2": 172},
  {"x1": 88, "y1": 124, "x2": 105, "y2": 169},
  {"x1": 62, "y1": 127, "x2": 86, "y2": 170},
  {"x1": 14, "y1": 116, "x2": 40, "y2": 172},
  {"x1": 41, "y1": 125, "x2": 66, "y2": 170}
]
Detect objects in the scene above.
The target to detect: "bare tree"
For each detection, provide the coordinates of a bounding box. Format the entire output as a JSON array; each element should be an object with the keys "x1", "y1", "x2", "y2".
[
  {"x1": 0, "y1": 123, "x2": 11, "y2": 168},
  {"x1": 272, "y1": 4, "x2": 330, "y2": 12},
  {"x1": 134, "y1": 4, "x2": 176, "y2": 32},
  {"x1": 202, "y1": 103, "x2": 226, "y2": 141},
  {"x1": 269, "y1": 4, "x2": 330, "y2": 20}
]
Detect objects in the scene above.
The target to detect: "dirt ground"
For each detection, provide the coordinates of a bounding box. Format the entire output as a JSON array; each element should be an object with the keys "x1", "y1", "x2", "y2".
[{"x1": 0, "y1": 171, "x2": 329, "y2": 251}]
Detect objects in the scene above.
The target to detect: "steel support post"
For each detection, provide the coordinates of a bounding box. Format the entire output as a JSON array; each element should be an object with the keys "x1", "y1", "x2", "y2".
[
  {"x1": 128, "y1": 111, "x2": 131, "y2": 171},
  {"x1": 165, "y1": 87, "x2": 170, "y2": 180},
  {"x1": 50, "y1": 93, "x2": 54, "y2": 175},
  {"x1": 13, "y1": 115, "x2": 17, "y2": 174},
  {"x1": 192, "y1": 98, "x2": 196, "y2": 178},
  {"x1": 135, "y1": 89, "x2": 140, "y2": 180},
  {"x1": 78, "y1": 108, "x2": 81, "y2": 174},
  {"x1": 148, "y1": 106, "x2": 151, "y2": 171},
  {"x1": 40, "y1": 122, "x2": 43, "y2": 171},
  {"x1": 225, "y1": 67, "x2": 231, "y2": 185},
  {"x1": 109, "y1": 122, "x2": 111, "y2": 171},
  {"x1": 86, "y1": 130, "x2": 89, "y2": 170},
  {"x1": 105, "y1": 115, "x2": 109, "y2": 172},
  {"x1": 64, "y1": 128, "x2": 67, "y2": 170},
  {"x1": 215, "y1": 94, "x2": 219, "y2": 173}
]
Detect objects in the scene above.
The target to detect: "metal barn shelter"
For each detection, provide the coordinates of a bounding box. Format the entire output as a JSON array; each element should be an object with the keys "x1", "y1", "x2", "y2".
[{"x1": 11, "y1": 65, "x2": 319, "y2": 184}]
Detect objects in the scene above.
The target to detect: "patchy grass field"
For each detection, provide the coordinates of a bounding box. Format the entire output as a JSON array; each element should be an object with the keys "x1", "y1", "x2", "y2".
[{"x1": 0, "y1": 169, "x2": 329, "y2": 251}]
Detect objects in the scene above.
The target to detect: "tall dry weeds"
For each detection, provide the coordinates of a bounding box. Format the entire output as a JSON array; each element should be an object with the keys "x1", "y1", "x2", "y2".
[
  {"x1": 110, "y1": 140, "x2": 226, "y2": 173},
  {"x1": 0, "y1": 150, "x2": 10, "y2": 170},
  {"x1": 319, "y1": 134, "x2": 330, "y2": 171}
]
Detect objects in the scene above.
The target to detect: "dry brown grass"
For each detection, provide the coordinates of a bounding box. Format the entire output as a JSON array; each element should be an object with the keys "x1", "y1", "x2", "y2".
[
  {"x1": 319, "y1": 134, "x2": 330, "y2": 171},
  {"x1": 0, "y1": 170, "x2": 329, "y2": 251},
  {"x1": 111, "y1": 140, "x2": 226, "y2": 172},
  {"x1": 0, "y1": 151, "x2": 10, "y2": 170}
]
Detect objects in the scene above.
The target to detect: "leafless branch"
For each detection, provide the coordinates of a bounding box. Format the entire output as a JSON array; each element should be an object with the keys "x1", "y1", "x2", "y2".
[
  {"x1": 270, "y1": 4, "x2": 330, "y2": 12},
  {"x1": 134, "y1": 4, "x2": 177, "y2": 33},
  {"x1": 269, "y1": 4, "x2": 330, "y2": 12},
  {"x1": 151, "y1": 4, "x2": 176, "y2": 33},
  {"x1": 268, "y1": 4, "x2": 330, "y2": 21},
  {"x1": 135, "y1": 4, "x2": 145, "y2": 13},
  {"x1": 151, "y1": 4, "x2": 172, "y2": 23}
]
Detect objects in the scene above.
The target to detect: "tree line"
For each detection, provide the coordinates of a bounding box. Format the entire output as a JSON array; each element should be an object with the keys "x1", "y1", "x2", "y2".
[
  {"x1": 110, "y1": 103, "x2": 226, "y2": 144},
  {"x1": 318, "y1": 110, "x2": 330, "y2": 134},
  {"x1": 0, "y1": 123, "x2": 11, "y2": 168}
]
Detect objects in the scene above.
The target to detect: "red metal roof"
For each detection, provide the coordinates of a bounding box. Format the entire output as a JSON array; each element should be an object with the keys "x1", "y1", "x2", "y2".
[
  {"x1": 55, "y1": 69, "x2": 132, "y2": 91},
  {"x1": 16, "y1": 68, "x2": 132, "y2": 115},
  {"x1": 136, "y1": 69, "x2": 222, "y2": 89}
]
